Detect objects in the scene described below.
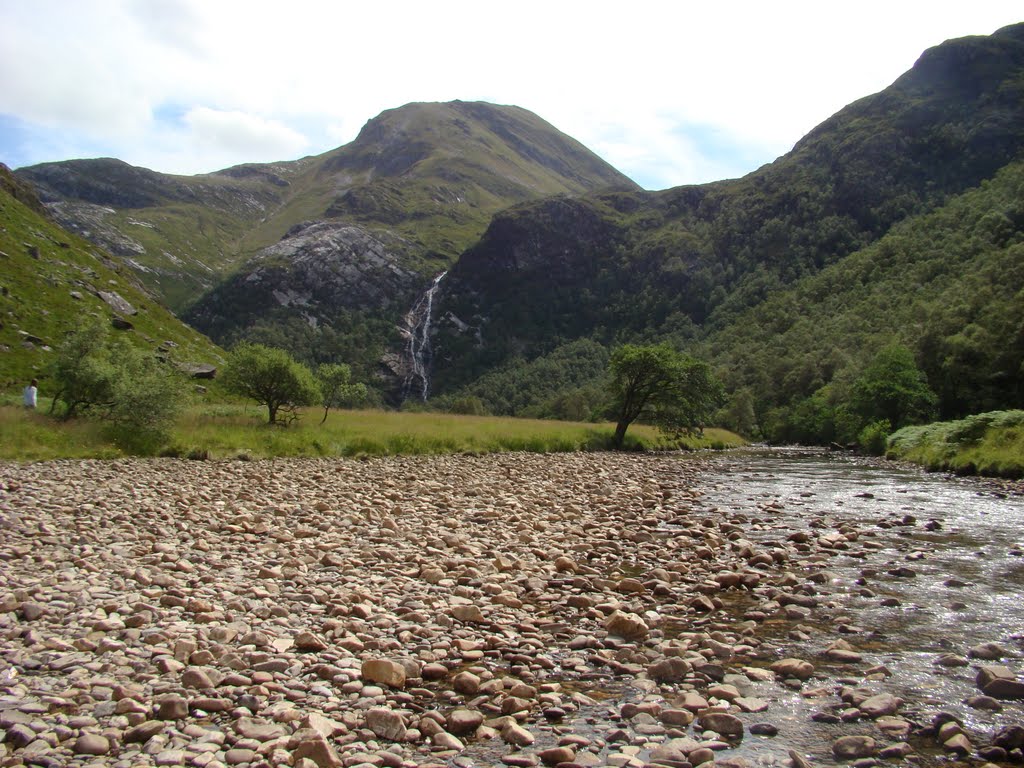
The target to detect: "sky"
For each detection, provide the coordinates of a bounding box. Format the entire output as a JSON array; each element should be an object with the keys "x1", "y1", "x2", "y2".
[{"x1": 0, "y1": 1, "x2": 1021, "y2": 191}]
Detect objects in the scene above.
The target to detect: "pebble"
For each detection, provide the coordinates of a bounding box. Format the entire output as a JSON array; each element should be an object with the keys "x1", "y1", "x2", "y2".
[{"x1": 0, "y1": 453, "x2": 1017, "y2": 768}]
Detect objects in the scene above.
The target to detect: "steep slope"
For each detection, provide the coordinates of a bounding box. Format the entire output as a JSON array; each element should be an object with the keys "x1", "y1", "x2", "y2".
[
  {"x1": 176, "y1": 102, "x2": 637, "y2": 386},
  {"x1": 0, "y1": 165, "x2": 223, "y2": 390},
  {"x1": 430, "y1": 23, "x2": 1024, "y2": 395},
  {"x1": 704, "y1": 159, "x2": 1024, "y2": 439},
  {"x1": 17, "y1": 157, "x2": 303, "y2": 311}
]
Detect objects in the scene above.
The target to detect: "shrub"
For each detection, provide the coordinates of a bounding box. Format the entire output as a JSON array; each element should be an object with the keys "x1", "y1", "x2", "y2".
[{"x1": 858, "y1": 419, "x2": 891, "y2": 455}]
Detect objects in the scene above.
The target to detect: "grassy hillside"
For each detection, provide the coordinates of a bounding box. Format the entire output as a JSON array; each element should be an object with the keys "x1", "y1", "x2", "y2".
[
  {"x1": 18, "y1": 158, "x2": 305, "y2": 311},
  {"x1": 0, "y1": 165, "x2": 223, "y2": 391}
]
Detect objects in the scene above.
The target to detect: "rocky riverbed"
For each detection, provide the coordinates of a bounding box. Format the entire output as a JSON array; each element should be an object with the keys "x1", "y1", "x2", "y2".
[{"x1": 0, "y1": 451, "x2": 1022, "y2": 768}]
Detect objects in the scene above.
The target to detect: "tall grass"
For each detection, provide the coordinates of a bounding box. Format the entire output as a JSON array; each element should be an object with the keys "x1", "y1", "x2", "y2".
[
  {"x1": 0, "y1": 403, "x2": 744, "y2": 461},
  {"x1": 887, "y1": 410, "x2": 1024, "y2": 478}
]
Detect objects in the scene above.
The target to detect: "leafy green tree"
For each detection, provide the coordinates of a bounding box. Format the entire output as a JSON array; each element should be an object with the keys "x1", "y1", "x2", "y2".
[
  {"x1": 50, "y1": 319, "x2": 187, "y2": 449},
  {"x1": 851, "y1": 344, "x2": 937, "y2": 429},
  {"x1": 718, "y1": 387, "x2": 759, "y2": 438},
  {"x1": 50, "y1": 319, "x2": 118, "y2": 419},
  {"x1": 607, "y1": 343, "x2": 725, "y2": 448},
  {"x1": 316, "y1": 363, "x2": 368, "y2": 424},
  {"x1": 222, "y1": 343, "x2": 321, "y2": 425}
]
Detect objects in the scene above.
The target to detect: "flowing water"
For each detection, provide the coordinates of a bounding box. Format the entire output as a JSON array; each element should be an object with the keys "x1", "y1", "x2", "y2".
[
  {"x1": 676, "y1": 448, "x2": 1024, "y2": 766},
  {"x1": 401, "y1": 271, "x2": 447, "y2": 402}
]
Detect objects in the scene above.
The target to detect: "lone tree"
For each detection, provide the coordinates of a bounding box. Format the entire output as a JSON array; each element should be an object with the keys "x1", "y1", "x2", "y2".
[
  {"x1": 316, "y1": 363, "x2": 368, "y2": 424},
  {"x1": 608, "y1": 343, "x2": 725, "y2": 448},
  {"x1": 221, "y1": 343, "x2": 321, "y2": 425}
]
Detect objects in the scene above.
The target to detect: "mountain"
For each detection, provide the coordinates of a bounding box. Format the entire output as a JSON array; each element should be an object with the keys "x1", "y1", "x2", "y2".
[
  {"x1": 16, "y1": 101, "x2": 638, "y2": 389},
  {"x1": 17, "y1": 102, "x2": 637, "y2": 312},
  {"x1": 16, "y1": 157, "x2": 302, "y2": 311},
  {"x1": 0, "y1": 164, "x2": 222, "y2": 389},
  {"x1": 428, "y1": 24, "x2": 1024, "y2": 430},
  {"x1": 9, "y1": 24, "x2": 1023, "y2": 433}
]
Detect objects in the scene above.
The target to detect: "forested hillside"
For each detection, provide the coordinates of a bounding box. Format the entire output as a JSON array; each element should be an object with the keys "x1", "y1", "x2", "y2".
[{"x1": 428, "y1": 24, "x2": 1024, "y2": 442}]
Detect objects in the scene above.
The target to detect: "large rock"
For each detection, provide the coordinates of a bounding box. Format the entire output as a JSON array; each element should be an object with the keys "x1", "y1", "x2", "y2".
[
  {"x1": 859, "y1": 693, "x2": 902, "y2": 718},
  {"x1": 604, "y1": 610, "x2": 649, "y2": 640},
  {"x1": 446, "y1": 708, "x2": 483, "y2": 736},
  {"x1": 361, "y1": 659, "x2": 406, "y2": 689},
  {"x1": 73, "y1": 734, "x2": 110, "y2": 755},
  {"x1": 770, "y1": 658, "x2": 814, "y2": 680},
  {"x1": 698, "y1": 711, "x2": 744, "y2": 737},
  {"x1": 289, "y1": 728, "x2": 343, "y2": 767},
  {"x1": 99, "y1": 290, "x2": 137, "y2": 315},
  {"x1": 366, "y1": 708, "x2": 407, "y2": 741},
  {"x1": 648, "y1": 657, "x2": 691, "y2": 683},
  {"x1": 977, "y1": 666, "x2": 1024, "y2": 699},
  {"x1": 832, "y1": 735, "x2": 877, "y2": 760}
]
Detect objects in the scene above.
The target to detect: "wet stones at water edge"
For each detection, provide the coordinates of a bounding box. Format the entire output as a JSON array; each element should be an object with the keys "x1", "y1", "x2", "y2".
[{"x1": 0, "y1": 453, "x2": 1022, "y2": 767}]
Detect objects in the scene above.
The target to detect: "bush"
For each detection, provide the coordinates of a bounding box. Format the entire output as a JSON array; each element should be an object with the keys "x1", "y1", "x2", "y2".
[
  {"x1": 858, "y1": 419, "x2": 891, "y2": 455},
  {"x1": 447, "y1": 395, "x2": 490, "y2": 416}
]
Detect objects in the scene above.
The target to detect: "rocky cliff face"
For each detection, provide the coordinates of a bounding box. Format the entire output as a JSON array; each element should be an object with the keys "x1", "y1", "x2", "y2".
[{"x1": 184, "y1": 222, "x2": 421, "y2": 342}]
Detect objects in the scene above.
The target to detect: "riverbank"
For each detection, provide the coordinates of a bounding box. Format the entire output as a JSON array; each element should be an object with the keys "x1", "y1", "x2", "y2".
[
  {"x1": 0, "y1": 451, "x2": 1021, "y2": 768},
  {"x1": 887, "y1": 410, "x2": 1024, "y2": 479}
]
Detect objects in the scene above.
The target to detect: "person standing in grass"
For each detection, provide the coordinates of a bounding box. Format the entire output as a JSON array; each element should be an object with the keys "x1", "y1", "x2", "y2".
[{"x1": 23, "y1": 379, "x2": 37, "y2": 409}]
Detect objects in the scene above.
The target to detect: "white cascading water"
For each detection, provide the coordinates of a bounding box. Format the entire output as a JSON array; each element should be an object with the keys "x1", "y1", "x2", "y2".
[{"x1": 401, "y1": 271, "x2": 447, "y2": 401}]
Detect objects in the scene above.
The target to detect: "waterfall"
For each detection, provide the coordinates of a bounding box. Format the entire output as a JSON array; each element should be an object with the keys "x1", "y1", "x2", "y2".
[{"x1": 401, "y1": 271, "x2": 447, "y2": 401}]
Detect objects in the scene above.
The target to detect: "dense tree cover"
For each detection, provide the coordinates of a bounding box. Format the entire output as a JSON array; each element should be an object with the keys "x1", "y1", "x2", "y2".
[
  {"x1": 706, "y1": 161, "x2": 1024, "y2": 444},
  {"x1": 220, "y1": 312, "x2": 396, "y2": 394},
  {"x1": 432, "y1": 27, "x2": 1024, "y2": 400},
  {"x1": 50, "y1": 319, "x2": 187, "y2": 449},
  {"x1": 221, "y1": 343, "x2": 321, "y2": 425},
  {"x1": 431, "y1": 339, "x2": 611, "y2": 419},
  {"x1": 608, "y1": 344, "x2": 725, "y2": 449},
  {"x1": 430, "y1": 160, "x2": 1023, "y2": 444}
]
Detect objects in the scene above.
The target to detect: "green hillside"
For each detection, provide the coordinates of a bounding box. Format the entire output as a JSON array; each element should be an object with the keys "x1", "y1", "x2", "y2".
[
  {"x1": 705, "y1": 160, "x2": 1024, "y2": 441},
  {"x1": 0, "y1": 165, "x2": 223, "y2": 391},
  {"x1": 427, "y1": 24, "x2": 1024, "y2": 439}
]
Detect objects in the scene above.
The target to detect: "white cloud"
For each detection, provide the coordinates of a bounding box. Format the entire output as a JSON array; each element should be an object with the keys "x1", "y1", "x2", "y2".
[
  {"x1": 1, "y1": 0, "x2": 1022, "y2": 187},
  {"x1": 182, "y1": 108, "x2": 310, "y2": 162}
]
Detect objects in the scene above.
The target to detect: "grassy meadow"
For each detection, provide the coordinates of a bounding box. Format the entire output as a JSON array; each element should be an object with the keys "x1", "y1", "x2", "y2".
[{"x1": 0, "y1": 400, "x2": 745, "y2": 462}]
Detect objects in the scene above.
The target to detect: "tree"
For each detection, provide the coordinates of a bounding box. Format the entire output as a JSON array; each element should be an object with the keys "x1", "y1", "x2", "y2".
[
  {"x1": 607, "y1": 343, "x2": 725, "y2": 448},
  {"x1": 50, "y1": 318, "x2": 187, "y2": 449},
  {"x1": 50, "y1": 318, "x2": 118, "y2": 419},
  {"x1": 222, "y1": 343, "x2": 321, "y2": 425},
  {"x1": 316, "y1": 363, "x2": 368, "y2": 424},
  {"x1": 851, "y1": 344, "x2": 937, "y2": 430}
]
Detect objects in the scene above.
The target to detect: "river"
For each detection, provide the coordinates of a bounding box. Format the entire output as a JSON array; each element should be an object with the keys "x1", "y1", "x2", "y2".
[{"x1": 668, "y1": 448, "x2": 1024, "y2": 766}]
